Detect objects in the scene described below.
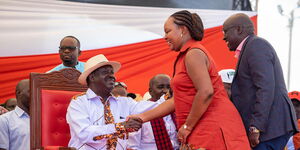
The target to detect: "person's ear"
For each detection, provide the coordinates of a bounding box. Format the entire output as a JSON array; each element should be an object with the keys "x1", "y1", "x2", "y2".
[
  {"x1": 88, "y1": 74, "x2": 95, "y2": 83},
  {"x1": 236, "y1": 25, "x2": 243, "y2": 35},
  {"x1": 149, "y1": 87, "x2": 152, "y2": 93},
  {"x1": 179, "y1": 26, "x2": 188, "y2": 35}
]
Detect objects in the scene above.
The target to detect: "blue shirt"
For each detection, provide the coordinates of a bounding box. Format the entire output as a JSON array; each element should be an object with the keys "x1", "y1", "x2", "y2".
[
  {"x1": 0, "y1": 106, "x2": 30, "y2": 150},
  {"x1": 66, "y1": 88, "x2": 157, "y2": 150},
  {"x1": 47, "y1": 61, "x2": 85, "y2": 73}
]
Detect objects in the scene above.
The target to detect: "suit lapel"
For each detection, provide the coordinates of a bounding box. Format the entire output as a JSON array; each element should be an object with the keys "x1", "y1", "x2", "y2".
[{"x1": 232, "y1": 35, "x2": 255, "y2": 83}]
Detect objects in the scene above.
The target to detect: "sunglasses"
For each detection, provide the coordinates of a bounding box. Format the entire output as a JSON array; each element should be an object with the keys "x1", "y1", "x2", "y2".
[
  {"x1": 59, "y1": 46, "x2": 78, "y2": 51},
  {"x1": 114, "y1": 82, "x2": 127, "y2": 89}
]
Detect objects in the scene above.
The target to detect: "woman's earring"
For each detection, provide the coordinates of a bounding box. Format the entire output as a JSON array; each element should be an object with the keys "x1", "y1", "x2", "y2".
[{"x1": 180, "y1": 33, "x2": 183, "y2": 38}]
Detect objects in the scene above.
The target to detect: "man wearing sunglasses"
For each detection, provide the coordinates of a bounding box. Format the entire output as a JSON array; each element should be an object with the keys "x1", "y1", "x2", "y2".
[
  {"x1": 223, "y1": 13, "x2": 298, "y2": 150},
  {"x1": 48, "y1": 36, "x2": 85, "y2": 73}
]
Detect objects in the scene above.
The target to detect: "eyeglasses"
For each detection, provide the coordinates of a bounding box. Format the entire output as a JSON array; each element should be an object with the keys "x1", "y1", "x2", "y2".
[
  {"x1": 114, "y1": 82, "x2": 127, "y2": 89},
  {"x1": 59, "y1": 46, "x2": 78, "y2": 51},
  {"x1": 223, "y1": 26, "x2": 237, "y2": 35}
]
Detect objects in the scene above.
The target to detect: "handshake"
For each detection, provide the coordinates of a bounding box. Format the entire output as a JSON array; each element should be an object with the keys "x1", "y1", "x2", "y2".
[{"x1": 124, "y1": 116, "x2": 144, "y2": 133}]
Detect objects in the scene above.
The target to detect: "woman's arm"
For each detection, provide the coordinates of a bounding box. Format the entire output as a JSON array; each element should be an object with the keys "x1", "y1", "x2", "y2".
[
  {"x1": 178, "y1": 48, "x2": 214, "y2": 143},
  {"x1": 132, "y1": 98, "x2": 175, "y2": 123}
]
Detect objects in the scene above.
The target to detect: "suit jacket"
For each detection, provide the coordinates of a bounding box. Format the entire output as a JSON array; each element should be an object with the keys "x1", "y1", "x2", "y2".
[{"x1": 231, "y1": 34, "x2": 298, "y2": 142}]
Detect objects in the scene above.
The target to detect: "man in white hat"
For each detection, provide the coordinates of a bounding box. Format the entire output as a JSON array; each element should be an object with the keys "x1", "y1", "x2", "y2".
[
  {"x1": 218, "y1": 69, "x2": 235, "y2": 98},
  {"x1": 66, "y1": 54, "x2": 157, "y2": 150}
]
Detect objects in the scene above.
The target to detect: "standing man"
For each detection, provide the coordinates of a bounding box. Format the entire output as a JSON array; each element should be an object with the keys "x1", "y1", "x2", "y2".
[
  {"x1": 127, "y1": 74, "x2": 179, "y2": 150},
  {"x1": 222, "y1": 13, "x2": 298, "y2": 149},
  {"x1": 0, "y1": 79, "x2": 30, "y2": 150},
  {"x1": 48, "y1": 36, "x2": 85, "y2": 73},
  {"x1": 66, "y1": 54, "x2": 157, "y2": 150}
]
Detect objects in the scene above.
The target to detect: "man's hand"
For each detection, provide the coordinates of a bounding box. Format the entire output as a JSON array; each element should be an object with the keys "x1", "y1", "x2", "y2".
[
  {"x1": 124, "y1": 117, "x2": 143, "y2": 132},
  {"x1": 0, "y1": 106, "x2": 8, "y2": 115},
  {"x1": 248, "y1": 127, "x2": 260, "y2": 147}
]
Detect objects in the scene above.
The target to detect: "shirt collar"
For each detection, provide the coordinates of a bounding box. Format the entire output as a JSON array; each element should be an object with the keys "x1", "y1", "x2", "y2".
[
  {"x1": 14, "y1": 106, "x2": 28, "y2": 118},
  {"x1": 236, "y1": 36, "x2": 249, "y2": 51},
  {"x1": 63, "y1": 61, "x2": 79, "y2": 68},
  {"x1": 86, "y1": 88, "x2": 117, "y2": 101},
  {"x1": 179, "y1": 39, "x2": 197, "y2": 53}
]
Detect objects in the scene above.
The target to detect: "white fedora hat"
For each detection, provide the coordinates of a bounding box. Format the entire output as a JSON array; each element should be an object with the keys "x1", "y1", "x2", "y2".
[
  {"x1": 218, "y1": 69, "x2": 235, "y2": 84},
  {"x1": 78, "y1": 54, "x2": 121, "y2": 85}
]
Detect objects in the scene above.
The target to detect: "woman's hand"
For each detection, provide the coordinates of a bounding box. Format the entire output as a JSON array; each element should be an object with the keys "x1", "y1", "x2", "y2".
[
  {"x1": 177, "y1": 125, "x2": 192, "y2": 144},
  {"x1": 126, "y1": 114, "x2": 145, "y2": 122}
]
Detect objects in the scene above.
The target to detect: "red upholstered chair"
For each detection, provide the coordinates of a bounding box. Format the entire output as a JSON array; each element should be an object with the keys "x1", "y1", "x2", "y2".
[{"x1": 30, "y1": 68, "x2": 87, "y2": 150}]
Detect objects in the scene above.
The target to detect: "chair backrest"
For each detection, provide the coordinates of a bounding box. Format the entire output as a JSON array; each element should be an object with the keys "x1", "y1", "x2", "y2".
[{"x1": 30, "y1": 68, "x2": 87, "y2": 150}]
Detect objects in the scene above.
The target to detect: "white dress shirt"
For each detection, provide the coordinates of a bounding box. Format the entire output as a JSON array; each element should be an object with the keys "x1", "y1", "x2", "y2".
[
  {"x1": 0, "y1": 106, "x2": 30, "y2": 150},
  {"x1": 66, "y1": 88, "x2": 157, "y2": 150},
  {"x1": 127, "y1": 96, "x2": 179, "y2": 150}
]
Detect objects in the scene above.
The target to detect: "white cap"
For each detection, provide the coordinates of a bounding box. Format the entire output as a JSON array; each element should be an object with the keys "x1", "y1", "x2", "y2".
[{"x1": 218, "y1": 69, "x2": 235, "y2": 84}]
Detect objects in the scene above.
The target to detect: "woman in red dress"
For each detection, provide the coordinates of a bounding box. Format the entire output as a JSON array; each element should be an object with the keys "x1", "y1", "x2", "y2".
[{"x1": 131, "y1": 10, "x2": 250, "y2": 150}]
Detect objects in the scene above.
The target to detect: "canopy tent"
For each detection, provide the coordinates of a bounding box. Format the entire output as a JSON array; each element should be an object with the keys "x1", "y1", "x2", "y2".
[{"x1": 0, "y1": 0, "x2": 257, "y2": 103}]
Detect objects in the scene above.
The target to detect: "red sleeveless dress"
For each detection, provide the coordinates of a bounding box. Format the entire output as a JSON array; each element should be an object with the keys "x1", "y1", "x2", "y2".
[{"x1": 171, "y1": 40, "x2": 250, "y2": 150}]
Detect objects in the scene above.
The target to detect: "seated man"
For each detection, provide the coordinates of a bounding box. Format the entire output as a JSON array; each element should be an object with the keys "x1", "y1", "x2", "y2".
[
  {"x1": 48, "y1": 36, "x2": 85, "y2": 73},
  {"x1": 128, "y1": 74, "x2": 179, "y2": 150},
  {"x1": 4, "y1": 98, "x2": 17, "y2": 111},
  {"x1": 218, "y1": 69, "x2": 235, "y2": 98},
  {"x1": 66, "y1": 54, "x2": 157, "y2": 149},
  {"x1": 0, "y1": 79, "x2": 30, "y2": 150}
]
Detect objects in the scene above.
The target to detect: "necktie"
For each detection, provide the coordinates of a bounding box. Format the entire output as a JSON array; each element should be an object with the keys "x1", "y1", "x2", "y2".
[{"x1": 101, "y1": 98, "x2": 118, "y2": 150}]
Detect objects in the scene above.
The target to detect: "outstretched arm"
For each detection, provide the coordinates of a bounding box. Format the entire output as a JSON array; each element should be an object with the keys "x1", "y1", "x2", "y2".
[{"x1": 131, "y1": 98, "x2": 175, "y2": 123}]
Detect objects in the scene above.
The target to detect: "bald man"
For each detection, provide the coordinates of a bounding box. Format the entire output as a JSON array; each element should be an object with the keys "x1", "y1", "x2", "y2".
[
  {"x1": 128, "y1": 74, "x2": 179, "y2": 150},
  {"x1": 222, "y1": 13, "x2": 298, "y2": 149},
  {"x1": 0, "y1": 79, "x2": 30, "y2": 150}
]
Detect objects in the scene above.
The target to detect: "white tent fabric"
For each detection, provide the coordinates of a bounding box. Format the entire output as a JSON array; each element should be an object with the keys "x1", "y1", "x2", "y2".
[{"x1": 0, "y1": 0, "x2": 256, "y2": 57}]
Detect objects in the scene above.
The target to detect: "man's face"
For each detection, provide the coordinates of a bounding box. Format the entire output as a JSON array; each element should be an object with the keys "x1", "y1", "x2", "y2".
[
  {"x1": 90, "y1": 65, "x2": 116, "y2": 91},
  {"x1": 5, "y1": 98, "x2": 17, "y2": 111},
  {"x1": 149, "y1": 77, "x2": 170, "y2": 101},
  {"x1": 222, "y1": 24, "x2": 241, "y2": 51},
  {"x1": 292, "y1": 99, "x2": 300, "y2": 119},
  {"x1": 16, "y1": 80, "x2": 30, "y2": 109},
  {"x1": 59, "y1": 37, "x2": 80, "y2": 66}
]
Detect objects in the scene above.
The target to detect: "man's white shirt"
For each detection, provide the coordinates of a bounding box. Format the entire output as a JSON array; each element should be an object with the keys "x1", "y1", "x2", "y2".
[
  {"x1": 66, "y1": 88, "x2": 157, "y2": 150},
  {"x1": 127, "y1": 96, "x2": 179, "y2": 150}
]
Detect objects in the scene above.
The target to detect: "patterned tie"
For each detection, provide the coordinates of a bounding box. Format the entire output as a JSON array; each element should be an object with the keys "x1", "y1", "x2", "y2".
[{"x1": 101, "y1": 98, "x2": 118, "y2": 150}]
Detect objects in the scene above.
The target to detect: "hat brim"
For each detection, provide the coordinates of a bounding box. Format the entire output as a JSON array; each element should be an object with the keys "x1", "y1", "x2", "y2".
[{"x1": 78, "y1": 61, "x2": 121, "y2": 85}]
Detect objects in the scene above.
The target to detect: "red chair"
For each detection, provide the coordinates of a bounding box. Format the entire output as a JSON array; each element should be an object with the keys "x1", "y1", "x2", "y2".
[{"x1": 30, "y1": 68, "x2": 87, "y2": 150}]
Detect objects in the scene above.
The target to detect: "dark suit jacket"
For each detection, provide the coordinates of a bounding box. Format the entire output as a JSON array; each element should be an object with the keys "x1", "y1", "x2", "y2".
[{"x1": 231, "y1": 34, "x2": 298, "y2": 142}]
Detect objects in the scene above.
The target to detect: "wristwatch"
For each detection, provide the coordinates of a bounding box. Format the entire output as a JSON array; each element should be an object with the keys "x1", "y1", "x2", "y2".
[
  {"x1": 183, "y1": 124, "x2": 192, "y2": 131},
  {"x1": 249, "y1": 126, "x2": 260, "y2": 134}
]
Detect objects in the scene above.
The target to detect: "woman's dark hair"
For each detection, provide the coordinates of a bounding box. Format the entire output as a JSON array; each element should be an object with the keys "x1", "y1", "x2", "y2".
[{"x1": 171, "y1": 10, "x2": 204, "y2": 41}]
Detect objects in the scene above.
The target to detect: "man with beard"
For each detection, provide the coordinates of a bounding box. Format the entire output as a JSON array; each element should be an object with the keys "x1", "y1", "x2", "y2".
[
  {"x1": 66, "y1": 54, "x2": 157, "y2": 150},
  {"x1": 0, "y1": 79, "x2": 30, "y2": 150},
  {"x1": 127, "y1": 74, "x2": 179, "y2": 150},
  {"x1": 48, "y1": 36, "x2": 85, "y2": 73}
]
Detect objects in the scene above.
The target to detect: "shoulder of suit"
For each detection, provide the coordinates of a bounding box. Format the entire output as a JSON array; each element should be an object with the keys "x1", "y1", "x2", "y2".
[{"x1": 72, "y1": 92, "x2": 86, "y2": 100}]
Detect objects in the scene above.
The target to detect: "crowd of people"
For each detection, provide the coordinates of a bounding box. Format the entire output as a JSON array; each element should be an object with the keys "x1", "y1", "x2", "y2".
[{"x1": 0, "y1": 10, "x2": 299, "y2": 150}]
